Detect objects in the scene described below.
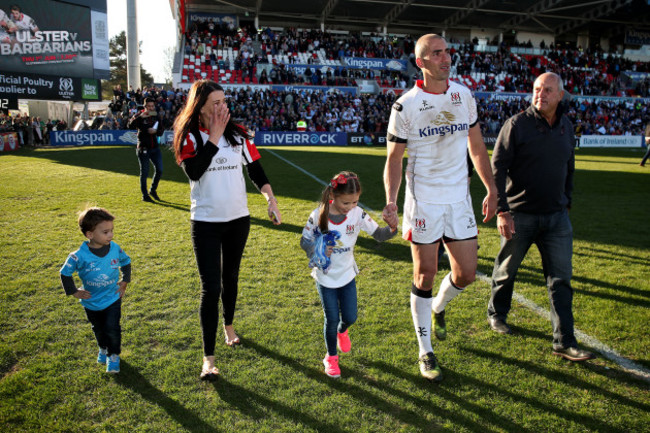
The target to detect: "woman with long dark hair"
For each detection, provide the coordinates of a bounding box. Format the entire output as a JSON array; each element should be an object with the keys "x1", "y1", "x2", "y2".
[{"x1": 173, "y1": 80, "x2": 282, "y2": 380}]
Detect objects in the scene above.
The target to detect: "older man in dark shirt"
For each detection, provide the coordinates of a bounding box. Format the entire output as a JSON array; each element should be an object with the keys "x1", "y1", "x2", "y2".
[{"x1": 487, "y1": 72, "x2": 594, "y2": 362}]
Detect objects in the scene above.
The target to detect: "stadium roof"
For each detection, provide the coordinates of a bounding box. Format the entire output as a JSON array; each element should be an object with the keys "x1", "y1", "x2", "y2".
[{"x1": 184, "y1": 0, "x2": 650, "y2": 41}]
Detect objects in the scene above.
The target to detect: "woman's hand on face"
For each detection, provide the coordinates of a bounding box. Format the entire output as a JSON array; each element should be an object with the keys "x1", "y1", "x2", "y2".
[{"x1": 208, "y1": 102, "x2": 230, "y2": 144}]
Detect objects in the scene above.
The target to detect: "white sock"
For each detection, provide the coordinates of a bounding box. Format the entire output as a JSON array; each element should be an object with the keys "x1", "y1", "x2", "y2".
[
  {"x1": 411, "y1": 289, "x2": 433, "y2": 357},
  {"x1": 432, "y1": 273, "x2": 464, "y2": 314}
]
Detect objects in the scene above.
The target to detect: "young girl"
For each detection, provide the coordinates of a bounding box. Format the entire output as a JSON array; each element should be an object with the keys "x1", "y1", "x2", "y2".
[{"x1": 301, "y1": 171, "x2": 397, "y2": 378}]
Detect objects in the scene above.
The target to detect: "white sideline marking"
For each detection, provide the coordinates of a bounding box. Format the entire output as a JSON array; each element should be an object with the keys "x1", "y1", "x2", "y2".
[
  {"x1": 264, "y1": 148, "x2": 650, "y2": 384},
  {"x1": 476, "y1": 271, "x2": 650, "y2": 383},
  {"x1": 263, "y1": 149, "x2": 380, "y2": 218}
]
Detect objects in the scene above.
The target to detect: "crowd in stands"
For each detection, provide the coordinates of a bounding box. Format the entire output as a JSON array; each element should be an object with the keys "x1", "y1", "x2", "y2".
[
  {"x1": 477, "y1": 96, "x2": 648, "y2": 136},
  {"x1": 5, "y1": 26, "x2": 648, "y2": 144},
  {"x1": 0, "y1": 112, "x2": 66, "y2": 146},
  {"x1": 259, "y1": 27, "x2": 409, "y2": 61},
  {"x1": 181, "y1": 22, "x2": 650, "y2": 98},
  {"x1": 104, "y1": 84, "x2": 189, "y2": 131},
  {"x1": 226, "y1": 87, "x2": 647, "y2": 136},
  {"x1": 226, "y1": 88, "x2": 396, "y2": 133},
  {"x1": 451, "y1": 42, "x2": 650, "y2": 97}
]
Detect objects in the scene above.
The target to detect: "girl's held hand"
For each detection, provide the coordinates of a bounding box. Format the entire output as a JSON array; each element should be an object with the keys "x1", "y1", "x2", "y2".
[{"x1": 382, "y1": 203, "x2": 398, "y2": 230}]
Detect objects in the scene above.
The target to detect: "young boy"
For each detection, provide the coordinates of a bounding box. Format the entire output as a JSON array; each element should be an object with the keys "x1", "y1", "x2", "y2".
[{"x1": 60, "y1": 207, "x2": 131, "y2": 373}]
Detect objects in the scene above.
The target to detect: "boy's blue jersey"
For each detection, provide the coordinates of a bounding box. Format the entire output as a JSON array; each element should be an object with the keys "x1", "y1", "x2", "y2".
[{"x1": 60, "y1": 241, "x2": 131, "y2": 311}]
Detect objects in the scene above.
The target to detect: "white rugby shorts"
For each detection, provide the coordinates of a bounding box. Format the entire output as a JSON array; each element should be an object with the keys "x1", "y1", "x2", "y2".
[{"x1": 402, "y1": 192, "x2": 478, "y2": 243}]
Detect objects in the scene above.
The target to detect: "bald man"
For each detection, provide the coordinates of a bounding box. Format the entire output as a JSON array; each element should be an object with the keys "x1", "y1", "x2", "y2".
[
  {"x1": 383, "y1": 34, "x2": 497, "y2": 381},
  {"x1": 488, "y1": 72, "x2": 594, "y2": 362}
]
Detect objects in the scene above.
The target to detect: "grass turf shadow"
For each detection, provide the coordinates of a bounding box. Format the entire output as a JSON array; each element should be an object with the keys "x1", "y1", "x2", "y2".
[{"x1": 114, "y1": 361, "x2": 219, "y2": 432}]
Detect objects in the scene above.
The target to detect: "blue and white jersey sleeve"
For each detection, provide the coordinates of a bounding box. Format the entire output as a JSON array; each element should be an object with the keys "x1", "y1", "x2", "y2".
[
  {"x1": 60, "y1": 250, "x2": 81, "y2": 277},
  {"x1": 118, "y1": 245, "x2": 131, "y2": 267}
]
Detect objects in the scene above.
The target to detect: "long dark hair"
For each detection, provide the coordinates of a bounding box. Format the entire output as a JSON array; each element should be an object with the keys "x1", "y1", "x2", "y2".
[
  {"x1": 173, "y1": 80, "x2": 251, "y2": 162},
  {"x1": 318, "y1": 171, "x2": 362, "y2": 232}
]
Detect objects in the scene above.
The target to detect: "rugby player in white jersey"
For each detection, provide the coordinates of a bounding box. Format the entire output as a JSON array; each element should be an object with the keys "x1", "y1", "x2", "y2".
[
  {"x1": 0, "y1": 8, "x2": 17, "y2": 42},
  {"x1": 9, "y1": 5, "x2": 39, "y2": 37},
  {"x1": 383, "y1": 34, "x2": 497, "y2": 381}
]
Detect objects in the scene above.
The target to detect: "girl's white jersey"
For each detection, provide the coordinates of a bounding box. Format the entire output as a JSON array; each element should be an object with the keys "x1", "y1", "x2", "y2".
[
  {"x1": 302, "y1": 206, "x2": 378, "y2": 288},
  {"x1": 387, "y1": 80, "x2": 478, "y2": 204}
]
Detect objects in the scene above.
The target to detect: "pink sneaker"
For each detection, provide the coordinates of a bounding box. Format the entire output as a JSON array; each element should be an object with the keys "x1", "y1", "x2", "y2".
[
  {"x1": 323, "y1": 355, "x2": 341, "y2": 378},
  {"x1": 337, "y1": 329, "x2": 351, "y2": 353}
]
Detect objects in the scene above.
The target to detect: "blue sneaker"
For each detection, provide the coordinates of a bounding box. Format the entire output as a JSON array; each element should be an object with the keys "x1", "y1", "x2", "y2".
[
  {"x1": 97, "y1": 348, "x2": 108, "y2": 364},
  {"x1": 106, "y1": 354, "x2": 120, "y2": 373}
]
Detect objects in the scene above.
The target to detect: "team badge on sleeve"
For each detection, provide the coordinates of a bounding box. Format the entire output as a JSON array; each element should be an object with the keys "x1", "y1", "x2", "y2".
[{"x1": 392, "y1": 102, "x2": 403, "y2": 112}]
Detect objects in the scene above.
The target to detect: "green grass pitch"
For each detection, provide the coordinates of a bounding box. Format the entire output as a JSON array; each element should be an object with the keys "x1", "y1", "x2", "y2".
[{"x1": 0, "y1": 145, "x2": 648, "y2": 432}]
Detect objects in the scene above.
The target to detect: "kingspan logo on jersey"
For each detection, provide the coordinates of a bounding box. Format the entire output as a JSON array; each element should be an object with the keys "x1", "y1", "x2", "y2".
[{"x1": 418, "y1": 111, "x2": 469, "y2": 138}]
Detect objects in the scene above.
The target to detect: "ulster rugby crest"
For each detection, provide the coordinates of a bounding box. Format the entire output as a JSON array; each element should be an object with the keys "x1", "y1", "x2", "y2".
[{"x1": 450, "y1": 92, "x2": 461, "y2": 106}]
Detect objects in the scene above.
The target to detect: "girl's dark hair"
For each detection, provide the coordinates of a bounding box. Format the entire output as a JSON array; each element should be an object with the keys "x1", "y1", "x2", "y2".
[
  {"x1": 173, "y1": 80, "x2": 251, "y2": 162},
  {"x1": 318, "y1": 171, "x2": 361, "y2": 232},
  {"x1": 78, "y1": 207, "x2": 114, "y2": 235}
]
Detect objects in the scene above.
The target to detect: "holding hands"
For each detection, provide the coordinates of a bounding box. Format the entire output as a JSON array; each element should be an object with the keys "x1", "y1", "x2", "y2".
[{"x1": 382, "y1": 202, "x2": 399, "y2": 231}]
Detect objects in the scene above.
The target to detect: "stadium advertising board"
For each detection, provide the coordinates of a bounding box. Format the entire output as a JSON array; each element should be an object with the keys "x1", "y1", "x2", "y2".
[
  {"x1": 270, "y1": 85, "x2": 357, "y2": 95},
  {"x1": 0, "y1": 0, "x2": 109, "y2": 79},
  {"x1": 348, "y1": 132, "x2": 386, "y2": 146},
  {"x1": 0, "y1": 71, "x2": 100, "y2": 100},
  {"x1": 49, "y1": 129, "x2": 137, "y2": 146},
  {"x1": 342, "y1": 57, "x2": 407, "y2": 71},
  {"x1": 254, "y1": 131, "x2": 347, "y2": 146},
  {"x1": 579, "y1": 135, "x2": 644, "y2": 148},
  {"x1": 284, "y1": 64, "x2": 343, "y2": 75},
  {"x1": 474, "y1": 91, "x2": 528, "y2": 101},
  {"x1": 188, "y1": 12, "x2": 237, "y2": 27},
  {"x1": 625, "y1": 29, "x2": 650, "y2": 45}
]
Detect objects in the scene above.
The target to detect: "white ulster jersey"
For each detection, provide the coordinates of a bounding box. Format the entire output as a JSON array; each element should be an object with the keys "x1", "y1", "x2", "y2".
[
  {"x1": 11, "y1": 13, "x2": 37, "y2": 32},
  {"x1": 302, "y1": 206, "x2": 379, "y2": 288},
  {"x1": 387, "y1": 80, "x2": 478, "y2": 204},
  {"x1": 185, "y1": 129, "x2": 260, "y2": 222},
  {"x1": 0, "y1": 10, "x2": 12, "y2": 42}
]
